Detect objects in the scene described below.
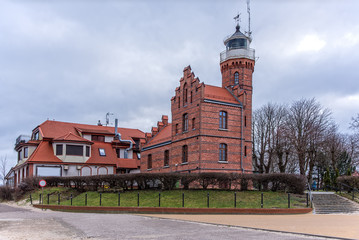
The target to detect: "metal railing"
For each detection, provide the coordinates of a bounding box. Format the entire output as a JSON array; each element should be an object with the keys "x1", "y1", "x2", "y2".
[
  {"x1": 337, "y1": 182, "x2": 359, "y2": 201},
  {"x1": 15, "y1": 135, "x2": 31, "y2": 146},
  {"x1": 220, "y1": 48, "x2": 255, "y2": 62}
]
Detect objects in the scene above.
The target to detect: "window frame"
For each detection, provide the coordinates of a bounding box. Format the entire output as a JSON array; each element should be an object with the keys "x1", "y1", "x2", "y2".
[
  {"x1": 182, "y1": 113, "x2": 189, "y2": 132},
  {"x1": 182, "y1": 145, "x2": 188, "y2": 163},
  {"x1": 99, "y1": 148, "x2": 106, "y2": 156},
  {"x1": 147, "y1": 154, "x2": 152, "y2": 169},
  {"x1": 219, "y1": 111, "x2": 228, "y2": 129},
  {"x1": 85, "y1": 146, "x2": 90, "y2": 157},
  {"x1": 234, "y1": 72, "x2": 239, "y2": 85},
  {"x1": 56, "y1": 144, "x2": 63, "y2": 156},
  {"x1": 66, "y1": 144, "x2": 83, "y2": 156},
  {"x1": 164, "y1": 150, "x2": 169, "y2": 167},
  {"x1": 219, "y1": 143, "x2": 228, "y2": 162},
  {"x1": 23, "y1": 147, "x2": 28, "y2": 158}
]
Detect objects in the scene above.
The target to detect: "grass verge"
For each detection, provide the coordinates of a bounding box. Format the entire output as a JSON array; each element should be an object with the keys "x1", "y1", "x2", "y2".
[{"x1": 27, "y1": 187, "x2": 308, "y2": 209}]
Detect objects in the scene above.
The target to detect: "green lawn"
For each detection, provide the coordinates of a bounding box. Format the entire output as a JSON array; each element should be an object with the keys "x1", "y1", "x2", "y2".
[{"x1": 28, "y1": 188, "x2": 308, "y2": 209}]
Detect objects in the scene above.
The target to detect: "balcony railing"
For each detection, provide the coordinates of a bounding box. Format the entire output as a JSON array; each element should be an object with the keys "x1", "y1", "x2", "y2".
[
  {"x1": 15, "y1": 135, "x2": 31, "y2": 146},
  {"x1": 220, "y1": 48, "x2": 255, "y2": 62}
]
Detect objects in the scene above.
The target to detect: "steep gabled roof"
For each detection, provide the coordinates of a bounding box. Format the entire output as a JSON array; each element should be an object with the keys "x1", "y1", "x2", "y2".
[
  {"x1": 53, "y1": 132, "x2": 92, "y2": 143},
  {"x1": 203, "y1": 85, "x2": 239, "y2": 105},
  {"x1": 86, "y1": 142, "x2": 137, "y2": 169},
  {"x1": 38, "y1": 120, "x2": 145, "y2": 142},
  {"x1": 144, "y1": 124, "x2": 172, "y2": 149},
  {"x1": 26, "y1": 141, "x2": 62, "y2": 164}
]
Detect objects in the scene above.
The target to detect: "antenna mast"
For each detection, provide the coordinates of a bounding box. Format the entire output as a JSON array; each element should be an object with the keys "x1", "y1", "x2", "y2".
[{"x1": 247, "y1": 0, "x2": 252, "y2": 38}]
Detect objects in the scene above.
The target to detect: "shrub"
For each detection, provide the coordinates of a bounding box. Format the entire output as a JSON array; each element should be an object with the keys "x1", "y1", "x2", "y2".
[
  {"x1": 337, "y1": 176, "x2": 359, "y2": 189},
  {"x1": 0, "y1": 186, "x2": 14, "y2": 201}
]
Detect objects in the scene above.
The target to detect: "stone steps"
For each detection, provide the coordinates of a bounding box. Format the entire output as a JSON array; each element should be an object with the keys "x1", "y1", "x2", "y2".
[{"x1": 312, "y1": 192, "x2": 359, "y2": 214}]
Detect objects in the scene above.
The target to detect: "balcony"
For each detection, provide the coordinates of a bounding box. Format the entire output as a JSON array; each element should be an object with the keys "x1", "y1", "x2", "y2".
[
  {"x1": 220, "y1": 48, "x2": 255, "y2": 63},
  {"x1": 15, "y1": 135, "x2": 31, "y2": 147}
]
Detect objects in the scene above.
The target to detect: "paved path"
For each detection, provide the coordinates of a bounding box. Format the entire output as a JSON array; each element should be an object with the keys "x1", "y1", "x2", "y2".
[
  {"x1": 0, "y1": 203, "x2": 331, "y2": 240},
  {"x1": 312, "y1": 192, "x2": 359, "y2": 214},
  {"x1": 142, "y1": 213, "x2": 359, "y2": 239}
]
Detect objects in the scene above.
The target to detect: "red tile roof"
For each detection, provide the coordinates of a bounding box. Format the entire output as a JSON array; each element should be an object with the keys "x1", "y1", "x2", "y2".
[
  {"x1": 54, "y1": 132, "x2": 92, "y2": 143},
  {"x1": 86, "y1": 142, "x2": 137, "y2": 169},
  {"x1": 38, "y1": 120, "x2": 145, "y2": 142},
  {"x1": 204, "y1": 85, "x2": 239, "y2": 104},
  {"x1": 144, "y1": 124, "x2": 172, "y2": 148},
  {"x1": 27, "y1": 141, "x2": 63, "y2": 164}
]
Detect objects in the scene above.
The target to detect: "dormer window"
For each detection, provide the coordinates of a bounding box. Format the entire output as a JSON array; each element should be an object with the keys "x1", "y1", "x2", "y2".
[
  {"x1": 99, "y1": 148, "x2": 106, "y2": 156},
  {"x1": 66, "y1": 145, "x2": 83, "y2": 156},
  {"x1": 92, "y1": 135, "x2": 105, "y2": 142},
  {"x1": 33, "y1": 131, "x2": 39, "y2": 140},
  {"x1": 23, "y1": 147, "x2": 28, "y2": 158},
  {"x1": 56, "y1": 144, "x2": 63, "y2": 155}
]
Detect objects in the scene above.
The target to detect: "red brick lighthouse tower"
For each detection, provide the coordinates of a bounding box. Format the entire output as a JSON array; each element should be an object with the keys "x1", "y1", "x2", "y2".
[{"x1": 141, "y1": 17, "x2": 255, "y2": 174}]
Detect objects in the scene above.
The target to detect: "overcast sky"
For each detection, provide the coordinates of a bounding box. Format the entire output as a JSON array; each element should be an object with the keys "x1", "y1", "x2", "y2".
[{"x1": 1, "y1": 0, "x2": 359, "y2": 169}]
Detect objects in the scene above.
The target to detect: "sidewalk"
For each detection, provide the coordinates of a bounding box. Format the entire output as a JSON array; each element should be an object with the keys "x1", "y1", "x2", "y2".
[{"x1": 141, "y1": 213, "x2": 359, "y2": 239}]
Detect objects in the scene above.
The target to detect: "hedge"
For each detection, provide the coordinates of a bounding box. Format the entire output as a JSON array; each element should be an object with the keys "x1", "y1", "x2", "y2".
[
  {"x1": 25, "y1": 172, "x2": 306, "y2": 194},
  {"x1": 337, "y1": 176, "x2": 359, "y2": 189}
]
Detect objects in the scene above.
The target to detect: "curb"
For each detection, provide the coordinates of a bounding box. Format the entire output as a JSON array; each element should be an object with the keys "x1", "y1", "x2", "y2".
[{"x1": 32, "y1": 204, "x2": 312, "y2": 214}]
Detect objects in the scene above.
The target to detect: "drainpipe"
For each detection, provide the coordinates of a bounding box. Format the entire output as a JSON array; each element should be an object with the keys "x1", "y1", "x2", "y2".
[{"x1": 115, "y1": 119, "x2": 133, "y2": 159}]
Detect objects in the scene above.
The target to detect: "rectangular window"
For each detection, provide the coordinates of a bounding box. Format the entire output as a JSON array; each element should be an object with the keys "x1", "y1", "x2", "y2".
[
  {"x1": 116, "y1": 149, "x2": 121, "y2": 158},
  {"x1": 91, "y1": 135, "x2": 105, "y2": 142},
  {"x1": 219, "y1": 111, "x2": 228, "y2": 129},
  {"x1": 86, "y1": 146, "x2": 90, "y2": 157},
  {"x1": 182, "y1": 145, "x2": 188, "y2": 163},
  {"x1": 18, "y1": 150, "x2": 22, "y2": 161},
  {"x1": 66, "y1": 145, "x2": 83, "y2": 156},
  {"x1": 192, "y1": 118, "x2": 195, "y2": 130},
  {"x1": 56, "y1": 144, "x2": 63, "y2": 155},
  {"x1": 148, "y1": 154, "x2": 152, "y2": 169},
  {"x1": 175, "y1": 124, "x2": 179, "y2": 134},
  {"x1": 178, "y1": 97, "x2": 180, "y2": 108},
  {"x1": 244, "y1": 115, "x2": 247, "y2": 127},
  {"x1": 164, "y1": 150, "x2": 169, "y2": 166},
  {"x1": 244, "y1": 146, "x2": 247, "y2": 157},
  {"x1": 190, "y1": 91, "x2": 193, "y2": 103},
  {"x1": 99, "y1": 148, "x2": 106, "y2": 156},
  {"x1": 182, "y1": 113, "x2": 188, "y2": 132},
  {"x1": 23, "y1": 147, "x2": 28, "y2": 158},
  {"x1": 219, "y1": 143, "x2": 227, "y2": 162}
]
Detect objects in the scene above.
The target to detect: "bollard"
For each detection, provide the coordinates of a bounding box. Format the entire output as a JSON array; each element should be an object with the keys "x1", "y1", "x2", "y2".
[
  {"x1": 117, "y1": 192, "x2": 121, "y2": 206},
  {"x1": 234, "y1": 192, "x2": 237, "y2": 208},
  {"x1": 58, "y1": 193, "x2": 60, "y2": 205},
  {"x1": 261, "y1": 192, "x2": 263, "y2": 208},
  {"x1": 100, "y1": 193, "x2": 102, "y2": 206},
  {"x1": 207, "y1": 192, "x2": 209, "y2": 208},
  {"x1": 159, "y1": 193, "x2": 161, "y2": 207},
  {"x1": 182, "y1": 192, "x2": 185, "y2": 208},
  {"x1": 137, "y1": 192, "x2": 140, "y2": 207},
  {"x1": 29, "y1": 194, "x2": 32, "y2": 205},
  {"x1": 85, "y1": 193, "x2": 87, "y2": 206},
  {"x1": 306, "y1": 193, "x2": 309, "y2": 207},
  {"x1": 70, "y1": 194, "x2": 73, "y2": 206},
  {"x1": 288, "y1": 193, "x2": 290, "y2": 208}
]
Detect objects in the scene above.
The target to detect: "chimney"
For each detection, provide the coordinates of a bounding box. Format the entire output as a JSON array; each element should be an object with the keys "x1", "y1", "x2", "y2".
[
  {"x1": 162, "y1": 115, "x2": 168, "y2": 125},
  {"x1": 157, "y1": 121, "x2": 164, "y2": 132},
  {"x1": 145, "y1": 132, "x2": 152, "y2": 143},
  {"x1": 151, "y1": 127, "x2": 158, "y2": 137}
]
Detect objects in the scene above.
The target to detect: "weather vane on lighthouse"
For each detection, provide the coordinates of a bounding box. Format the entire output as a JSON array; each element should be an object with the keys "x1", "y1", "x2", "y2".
[{"x1": 234, "y1": 12, "x2": 241, "y2": 27}]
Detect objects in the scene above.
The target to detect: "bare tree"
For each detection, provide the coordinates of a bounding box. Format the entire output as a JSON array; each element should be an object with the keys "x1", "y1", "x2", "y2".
[
  {"x1": 0, "y1": 155, "x2": 8, "y2": 185},
  {"x1": 285, "y1": 98, "x2": 332, "y2": 179},
  {"x1": 252, "y1": 103, "x2": 290, "y2": 173}
]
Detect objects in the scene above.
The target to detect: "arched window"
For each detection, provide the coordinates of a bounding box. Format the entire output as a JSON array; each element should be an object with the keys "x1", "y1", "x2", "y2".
[
  {"x1": 148, "y1": 154, "x2": 152, "y2": 169},
  {"x1": 234, "y1": 72, "x2": 239, "y2": 85},
  {"x1": 219, "y1": 143, "x2": 227, "y2": 162},
  {"x1": 192, "y1": 118, "x2": 196, "y2": 130},
  {"x1": 164, "y1": 150, "x2": 169, "y2": 166},
  {"x1": 219, "y1": 111, "x2": 228, "y2": 129},
  {"x1": 183, "y1": 83, "x2": 188, "y2": 105},
  {"x1": 182, "y1": 145, "x2": 188, "y2": 163},
  {"x1": 183, "y1": 113, "x2": 188, "y2": 132}
]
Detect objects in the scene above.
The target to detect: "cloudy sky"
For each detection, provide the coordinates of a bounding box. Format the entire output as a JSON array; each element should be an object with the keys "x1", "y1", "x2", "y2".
[{"x1": 1, "y1": 0, "x2": 359, "y2": 168}]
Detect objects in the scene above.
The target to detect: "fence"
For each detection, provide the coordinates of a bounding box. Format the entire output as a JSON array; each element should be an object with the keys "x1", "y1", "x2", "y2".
[{"x1": 30, "y1": 191, "x2": 311, "y2": 209}]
